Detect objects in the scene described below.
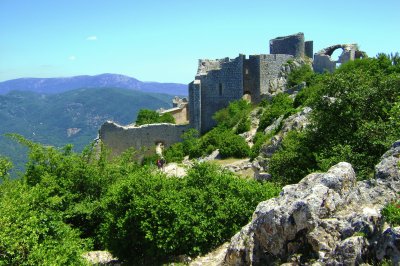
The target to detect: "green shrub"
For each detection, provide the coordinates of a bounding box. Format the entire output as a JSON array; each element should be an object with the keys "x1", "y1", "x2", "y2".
[
  {"x1": 164, "y1": 142, "x2": 185, "y2": 162},
  {"x1": 236, "y1": 116, "x2": 251, "y2": 134},
  {"x1": 164, "y1": 128, "x2": 203, "y2": 161},
  {"x1": 269, "y1": 131, "x2": 316, "y2": 184},
  {"x1": 0, "y1": 180, "x2": 89, "y2": 265},
  {"x1": 382, "y1": 200, "x2": 400, "y2": 226},
  {"x1": 8, "y1": 135, "x2": 141, "y2": 249},
  {"x1": 100, "y1": 163, "x2": 280, "y2": 264},
  {"x1": 213, "y1": 99, "x2": 252, "y2": 132},
  {"x1": 287, "y1": 64, "x2": 315, "y2": 88},
  {"x1": 0, "y1": 156, "x2": 12, "y2": 181},
  {"x1": 136, "y1": 109, "x2": 175, "y2": 125},
  {"x1": 250, "y1": 132, "x2": 270, "y2": 160},
  {"x1": 270, "y1": 54, "x2": 400, "y2": 183},
  {"x1": 200, "y1": 128, "x2": 250, "y2": 158},
  {"x1": 258, "y1": 93, "x2": 295, "y2": 132}
]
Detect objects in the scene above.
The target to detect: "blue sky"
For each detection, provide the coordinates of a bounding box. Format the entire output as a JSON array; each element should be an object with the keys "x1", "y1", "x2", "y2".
[{"x1": 1, "y1": 0, "x2": 399, "y2": 83}]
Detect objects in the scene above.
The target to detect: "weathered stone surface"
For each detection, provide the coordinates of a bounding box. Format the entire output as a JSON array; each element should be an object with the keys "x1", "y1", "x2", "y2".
[
  {"x1": 98, "y1": 121, "x2": 191, "y2": 158},
  {"x1": 82, "y1": 251, "x2": 120, "y2": 265},
  {"x1": 376, "y1": 226, "x2": 400, "y2": 264},
  {"x1": 313, "y1": 43, "x2": 367, "y2": 73},
  {"x1": 188, "y1": 33, "x2": 316, "y2": 134},
  {"x1": 253, "y1": 107, "x2": 312, "y2": 176},
  {"x1": 269, "y1": 32, "x2": 305, "y2": 58},
  {"x1": 219, "y1": 140, "x2": 400, "y2": 265}
]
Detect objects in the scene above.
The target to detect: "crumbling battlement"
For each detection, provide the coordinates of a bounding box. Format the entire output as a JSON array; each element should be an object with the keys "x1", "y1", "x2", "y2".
[
  {"x1": 98, "y1": 32, "x2": 367, "y2": 158},
  {"x1": 189, "y1": 46, "x2": 296, "y2": 133},
  {"x1": 269, "y1": 32, "x2": 314, "y2": 58},
  {"x1": 99, "y1": 121, "x2": 191, "y2": 158},
  {"x1": 313, "y1": 44, "x2": 367, "y2": 73},
  {"x1": 158, "y1": 96, "x2": 189, "y2": 125}
]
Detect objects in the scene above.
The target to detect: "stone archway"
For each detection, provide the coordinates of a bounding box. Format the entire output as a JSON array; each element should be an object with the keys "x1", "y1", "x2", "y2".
[{"x1": 313, "y1": 44, "x2": 367, "y2": 73}]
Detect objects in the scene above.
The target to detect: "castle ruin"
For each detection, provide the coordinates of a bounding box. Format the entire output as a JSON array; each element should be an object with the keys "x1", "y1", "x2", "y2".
[
  {"x1": 99, "y1": 32, "x2": 366, "y2": 156},
  {"x1": 189, "y1": 32, "x2": 311, "y2": 133},
  {"x1": 313, "y1": 44, "x2": 367, "y2": 73},
  {"x1": 157, "y1": 96, "x2": 189, "y2": 125}
]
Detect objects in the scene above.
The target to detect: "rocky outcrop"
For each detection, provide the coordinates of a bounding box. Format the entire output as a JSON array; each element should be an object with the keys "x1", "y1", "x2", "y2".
[
  {"x1": 253, "y1": 107, "x2": 312, "y2": 180},
  {"x1": 196, "y1": 140, "x2": 400, "y2": 265}
]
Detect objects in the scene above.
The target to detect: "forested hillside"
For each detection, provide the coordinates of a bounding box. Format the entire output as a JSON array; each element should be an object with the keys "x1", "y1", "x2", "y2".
[{"x1": 0, "y1": 88, "x2": 173, "y2": 173}]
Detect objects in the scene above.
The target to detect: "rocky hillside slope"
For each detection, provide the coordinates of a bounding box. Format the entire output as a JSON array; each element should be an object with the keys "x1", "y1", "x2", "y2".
[{"x1": 191, "y1": 140, "x2": 400, "y2": 265}]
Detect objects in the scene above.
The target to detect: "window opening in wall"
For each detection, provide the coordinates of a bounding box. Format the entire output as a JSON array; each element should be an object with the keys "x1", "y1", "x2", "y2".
[
  {"x1": 219, "y1": 83, "x2": 223, "y2": 96},
  {"x1": 331, "y1": 48, "x2": 344, "y2": 68},
  {"x1": 245, "y1": 68, "x2": 249, "y2": 75}
]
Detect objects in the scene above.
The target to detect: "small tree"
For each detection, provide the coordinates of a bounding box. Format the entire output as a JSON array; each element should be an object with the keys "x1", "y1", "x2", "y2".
[{"x1": 136, "y1": 109, "x2": 175, "y2": 125}]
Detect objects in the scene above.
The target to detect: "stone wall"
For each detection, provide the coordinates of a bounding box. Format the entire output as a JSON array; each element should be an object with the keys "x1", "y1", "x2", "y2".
[
  {"x1": 196, "y1": 56, "x2": 244, "y2": 133},
  {"x1": 304, "y1": 40, "x2": 313, "y2": 58},
  {"x1": 313, "y1": 44, "x2": 367, "y2": 73},
  {"x1": 188, "y1": 33, "x2": 309, "y2": 134},
  {"x1": 269, "y1": 32, "x2": 305, "y2": 57},
  {"x1": 189, "y1": 53, "x2": 292, "y2": 133},
  {"x1": 259, "y1": 54, "x2": 293, "y2": 97},
  {"x1": 243, "y1": 55, "x2": 261, "y2": 103},
  {"x1": 313, "y1": 53, "x2": 337, "y2": 73},
  {"x1": 160, "y1": 105, "x2": 188, "y2": 125},
  {"x1": 98, "y1": 121, "x2": 191, "y2": 157},
  {"x1": 189, "y1": 80, "x2": 202, "y2": 132}
]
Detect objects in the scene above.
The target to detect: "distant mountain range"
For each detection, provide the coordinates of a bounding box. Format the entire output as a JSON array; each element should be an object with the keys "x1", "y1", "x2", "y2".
[{"x1": 0, "y1": 73, "x2": 188, "y2": 96}]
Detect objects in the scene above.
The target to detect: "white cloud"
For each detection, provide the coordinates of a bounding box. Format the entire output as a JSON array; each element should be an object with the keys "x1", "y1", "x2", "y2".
[
  {"x1": 68, "y1": 55, "x2": 76, "y2": 61},
  {"x1": 86, "y1": 35, "x2": 97, "y2": 41}
]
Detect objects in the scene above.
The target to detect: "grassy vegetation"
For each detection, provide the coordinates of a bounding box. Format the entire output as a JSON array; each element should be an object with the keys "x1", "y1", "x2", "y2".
[
  {"x1": 0, "y1": 136, "x2": 280, "y2": 264},
  {"x1": 382, "y1": 198, "x2": 400, "y2": 226}
]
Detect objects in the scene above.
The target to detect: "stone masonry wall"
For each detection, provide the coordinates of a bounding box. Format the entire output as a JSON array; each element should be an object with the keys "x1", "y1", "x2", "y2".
[
  {"x1": 189, "y1": 80, "x2": 201, "y2": 132},
  {"x1": 305, "y1": 40, "x2": 314, "y2": 58},
  {"x1": 160, "y1": 105, "x2": 188, "y2": 125},
  {"x1": 99, "y1": 121, "x2": 191, "y2": 157},
  {"x1": 197, "y1": 56, "x2": 244, "y2": 133},
  {"x1": 259, "y1": 54, "x2": 293, "y2": 96},
  {"x1": 244, "y1": 56, "x2": 261, "y2": 103},
  {"x1": 269, "y1": 32, "x2": 305, "y2": 58}
]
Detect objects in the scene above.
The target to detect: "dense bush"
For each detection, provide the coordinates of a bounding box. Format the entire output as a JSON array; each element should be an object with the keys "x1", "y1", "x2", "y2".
[
  {"x1": 100, "y1": 163, "x2": 280, "y2": 264},
  {"x1": 382, "y1": 199, "x2": 400, "y2": 226},
  {"x1": 165, "y1": 127, "x2": 250, "y2": 161},
  {"x1": 164, "y1": 128, "x2": 202, "y2": 162},
  {"x1": 270, "y1": 54, "x2": 400, "y2": 183},
  {"x1": 213, "y1": 99, "x2": 252, "y2": 133},
  {"x1": 0, "y1": 156, "x2": 12, "y2": 180},
  {"x1": 0, "y1": 135, "x2": 274, "y2": 264},
  {"x1": 6, "y1": 135, "x2": 140, "y2": 248},
  {"x1": 269, "y1": 131, "x2": 316, "y2": 184},
  {"x1": 135, "y1": 109, "x2": 175, "y2": 125},
  {"x1": 287, "y1": 64, "x2": 315, "y2": 88},
  {"x1": 0, "y1": 179, "x2": 89, "y2": 265},
  {"x1": 199, "y1": 127, "x2": 250, "y2": 158},
  {"x1": 250, "y1": 132, "x2": 271, "y2": 160},
  {"x1": 258, "y1": 93, "x2": 295, "y2": 132}
]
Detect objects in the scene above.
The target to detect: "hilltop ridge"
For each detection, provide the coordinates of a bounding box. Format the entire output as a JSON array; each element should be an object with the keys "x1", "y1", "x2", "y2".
[{"x1": 0, "y1": 73, "x2": 187, "y2": 95}]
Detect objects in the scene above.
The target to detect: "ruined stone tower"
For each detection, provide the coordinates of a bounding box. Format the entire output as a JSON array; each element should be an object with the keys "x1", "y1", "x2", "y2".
[{"x1": 189, "y1": 33, "x2": 313, "y2": 134}]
